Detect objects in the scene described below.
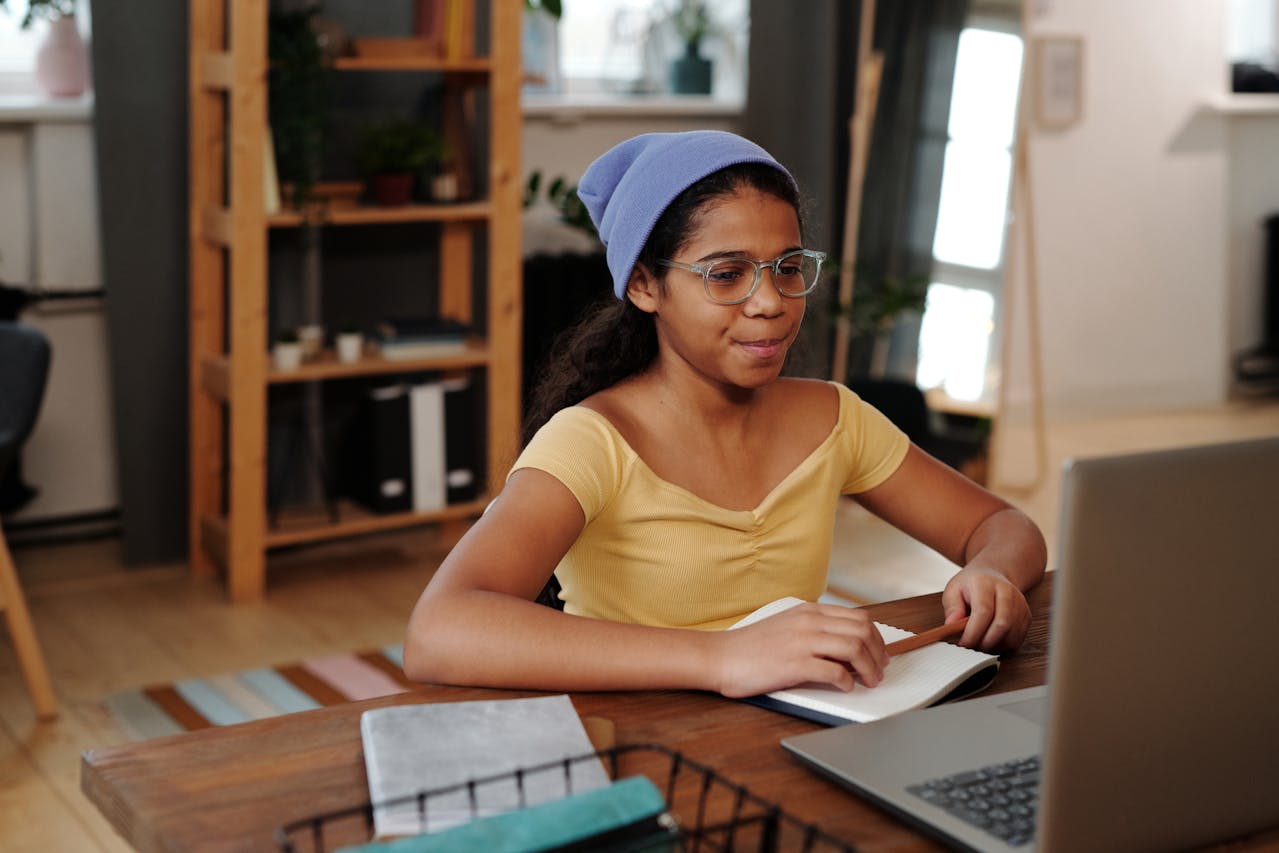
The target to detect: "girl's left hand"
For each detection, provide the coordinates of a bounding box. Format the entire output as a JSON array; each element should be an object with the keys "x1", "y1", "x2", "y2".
[{"x1": 941, "y1": 566, "x2": 1032, "y2": 652}]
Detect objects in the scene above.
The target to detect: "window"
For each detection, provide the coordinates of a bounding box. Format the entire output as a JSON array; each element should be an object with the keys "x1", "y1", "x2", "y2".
[
  {"x1": 916, "y1": 24, "x2": 1023, "y2": 406},
  {"x1": 0, "y1": 0, "x2": 40, "y2": 78},
  {"x1": 0, "y1": 1, "x2": 92, "y2": 96},
  {"x1": 548, "y1": 0, "x2": 748, "y2": 101}
]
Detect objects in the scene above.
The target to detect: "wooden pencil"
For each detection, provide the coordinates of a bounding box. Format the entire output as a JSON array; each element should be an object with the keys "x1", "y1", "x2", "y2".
[{"x1": 885, "y1": 617, "x2": 969, "y2": 656}]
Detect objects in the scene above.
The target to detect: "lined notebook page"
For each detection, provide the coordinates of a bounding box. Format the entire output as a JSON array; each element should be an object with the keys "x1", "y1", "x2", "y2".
[{"x1": 730, "y1": 597, "x2": 999, "y2": 723}]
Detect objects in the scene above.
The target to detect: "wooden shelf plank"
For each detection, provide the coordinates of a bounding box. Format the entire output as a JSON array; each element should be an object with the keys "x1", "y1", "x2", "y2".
[
  {"x1": 266, "y1": 345, "x2": 489, "y2": 383},
  {"x1": 267, "y1": 200, "x2": 491, "y2": 228},
  {"x1": 333, "y1": 56, "x2": 491, "y2": 73},
  {"x1": 264, "y1": 499, "x2": 489, "y2": 549}
]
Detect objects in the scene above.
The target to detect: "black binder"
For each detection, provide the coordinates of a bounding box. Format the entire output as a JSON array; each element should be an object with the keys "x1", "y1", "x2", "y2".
[
  {"x1": 442, "y1": 376, "x2": 482, "y2": 504},
  {"x1": 348, "y1": 384, "x2": 413, "y2": 514}
]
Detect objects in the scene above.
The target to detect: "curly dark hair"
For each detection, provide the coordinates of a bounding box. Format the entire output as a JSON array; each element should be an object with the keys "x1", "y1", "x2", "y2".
[{"x1": 521, "y1": 162, "x2": 804, "y2": 447}]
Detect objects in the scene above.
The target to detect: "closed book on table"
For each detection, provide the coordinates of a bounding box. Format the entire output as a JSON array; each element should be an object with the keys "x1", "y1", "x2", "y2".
[
  {"x1": 350, "y1": 384, "x2": 413, "y2": 514},
  {"x1": 442, "y1": 376, "x2": 482, "y2": 503},
  {"x1": 409, "y1": 382, "x2": 447, "y2": 512}
]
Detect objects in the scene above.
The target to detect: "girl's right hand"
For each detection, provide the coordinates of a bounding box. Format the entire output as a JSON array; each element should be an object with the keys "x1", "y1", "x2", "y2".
[{"x1": 713, "y1": 602, "x2": 890, "y2": 698}]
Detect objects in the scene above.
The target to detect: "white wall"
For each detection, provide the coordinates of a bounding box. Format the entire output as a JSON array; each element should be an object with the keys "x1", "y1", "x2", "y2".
[
  {"x1": 1003, "y1": 0, "x2": 1235, "y2": 420},
  {"x1": 0, "y1": 103, "x2": 117, "y2": 522}
]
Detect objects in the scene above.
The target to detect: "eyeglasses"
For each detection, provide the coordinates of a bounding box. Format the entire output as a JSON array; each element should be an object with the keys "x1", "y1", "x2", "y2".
[{"x1": 658, "y1": 249, "x2": 827, "y2": 305}]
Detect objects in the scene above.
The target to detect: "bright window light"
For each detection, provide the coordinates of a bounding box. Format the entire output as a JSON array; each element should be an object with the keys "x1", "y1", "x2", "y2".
[
  {"x1": 947, "y1": 29, "x2": 1022, "y2": 147},
  {"x1": 0, "y1": 0, "x2": 37, "y2": 74},
  {"x1": 553, "y1": 0, "x2": 748, "y2": 97},
  {"x1": 558, "y1": 0, "x2": 656, "y2": 93},
  {"x1": 916, "y1": 283, "x2": 995, "y2": 402},
  {"x1": 918, "y1": 24, "x2": 1023, "y2": 405},
  {"x1": 932, "y1": 141, "x2": 1013, "y2": 269}
]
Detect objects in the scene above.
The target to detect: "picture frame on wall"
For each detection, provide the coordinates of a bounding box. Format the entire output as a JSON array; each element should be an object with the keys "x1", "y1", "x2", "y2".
[{"x1": 1033, "y1": 36, "x2": 1084, "y2": 130}]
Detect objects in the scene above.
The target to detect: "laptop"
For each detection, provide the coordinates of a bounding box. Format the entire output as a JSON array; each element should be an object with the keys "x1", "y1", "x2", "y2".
[{"x1": 782, "y1": 436, "x2": 1279, "y2": 852}]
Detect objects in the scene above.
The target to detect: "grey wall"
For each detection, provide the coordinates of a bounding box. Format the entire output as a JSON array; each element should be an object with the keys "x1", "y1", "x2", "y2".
[{"x1": 91, "y1": 0, "x2": 190, "y2": 564}]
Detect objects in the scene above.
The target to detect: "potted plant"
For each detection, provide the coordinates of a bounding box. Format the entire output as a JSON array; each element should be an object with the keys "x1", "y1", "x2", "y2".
[
  {"x1": 0, "y1": 0, "x2": 88, "y2": 97},
  {"x1": 667, "y1": 0, "x2": 717, "y2": 95},
  {"x1": 356, "y1": 119, "x2": 445, "y2": 207},
  {"x1": 269, "y1": 5, "x2": 329, "y2": 212}
]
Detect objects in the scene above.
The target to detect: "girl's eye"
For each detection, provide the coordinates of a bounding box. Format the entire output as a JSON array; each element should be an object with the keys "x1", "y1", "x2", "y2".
[{"x1": 707, "y1": 263, "x2": 749, "y2": 283}]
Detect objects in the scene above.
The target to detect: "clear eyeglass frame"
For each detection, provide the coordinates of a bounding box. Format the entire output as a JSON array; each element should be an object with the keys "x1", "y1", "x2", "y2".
[{"x1": 657, "y1": 249, "x2": 827, "y2": 305}]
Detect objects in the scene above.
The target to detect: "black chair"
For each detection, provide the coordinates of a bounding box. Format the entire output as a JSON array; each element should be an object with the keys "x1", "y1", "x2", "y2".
[
  {"x1": 0, "y1": 322, "x2": 58, "y2": 718},
  {"x1": 846, "y1": 378, "x2": 987, "y2": 476}
]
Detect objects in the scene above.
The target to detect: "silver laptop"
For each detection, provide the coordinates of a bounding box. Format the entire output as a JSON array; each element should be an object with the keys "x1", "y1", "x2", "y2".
[{"x1": 783, "y1": 436, "x2": 1279, "y2": 852}]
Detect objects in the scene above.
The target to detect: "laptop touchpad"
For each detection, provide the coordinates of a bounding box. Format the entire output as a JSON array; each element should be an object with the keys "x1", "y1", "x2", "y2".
[{"x1": 999, "y1": 696, "x2": 1048, "y2": 726}]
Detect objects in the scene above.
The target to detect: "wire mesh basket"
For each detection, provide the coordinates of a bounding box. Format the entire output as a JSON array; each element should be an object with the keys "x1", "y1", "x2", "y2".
[{"x1": 276, "y1": 743, "x2": 857, "y2": 852}]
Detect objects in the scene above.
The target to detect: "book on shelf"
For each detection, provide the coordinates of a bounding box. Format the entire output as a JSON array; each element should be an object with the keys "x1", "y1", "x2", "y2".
[
  {"x1": 442, "y1": 375, "x2": 482, "y2": 504},
  {"x1": 344, "y1": 376, "x2": 480, "y2": 514},
  {"x1": 345, "y1": 384, "x2": 414, "y2": 515},
  {"x1": 730, "y1": 597, "x2": 999, "y2": 726},
  {"x1": 409, "y1": 382, "x2": 447, "y2": 513},
  {"x1": 442, "y1": 0, "x2": 473, "y2": 61},
  {"x1": 413, "y1": 0, "x2": 445, "y2": 41},
  {"x1": 360, "y1": 695, "x2": 610, "y2": 838},
  {"x1": 374, "y1": 316, "x2": 473, "y2": 361},
  {"x1": 264, "y1": 131, "x2": 281, "y2": 215}
]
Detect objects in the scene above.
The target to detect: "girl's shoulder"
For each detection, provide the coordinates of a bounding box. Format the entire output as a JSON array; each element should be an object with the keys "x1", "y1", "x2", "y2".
[{"x1": 762, "y1": 375, "x2": 844, "y2": 424}]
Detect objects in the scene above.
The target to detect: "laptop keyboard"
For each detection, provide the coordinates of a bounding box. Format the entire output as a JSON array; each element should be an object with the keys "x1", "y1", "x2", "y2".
[{"x1": 906, "y1": 755, "x2": 1040, "y2": 847}]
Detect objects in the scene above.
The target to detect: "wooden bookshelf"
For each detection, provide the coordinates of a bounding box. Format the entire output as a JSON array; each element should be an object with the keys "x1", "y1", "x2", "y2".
[{"x1": 187, "y1": 1, "x2": 522, "y2": 601}]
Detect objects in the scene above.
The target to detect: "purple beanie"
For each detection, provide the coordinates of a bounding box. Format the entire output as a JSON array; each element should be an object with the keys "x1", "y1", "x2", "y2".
[{"x1": 577, "y1": 131, "x2": 797, "y2": 300}]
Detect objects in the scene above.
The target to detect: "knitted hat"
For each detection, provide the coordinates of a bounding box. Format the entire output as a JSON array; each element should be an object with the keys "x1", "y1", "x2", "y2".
[{"x1": 577, "y1": 131, "x2": 797, "y2": 300}]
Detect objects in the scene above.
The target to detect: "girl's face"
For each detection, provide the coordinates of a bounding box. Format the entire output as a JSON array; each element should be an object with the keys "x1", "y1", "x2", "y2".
[{"x1": 632, "y1": 186, "x2": 806, "y2": 393}]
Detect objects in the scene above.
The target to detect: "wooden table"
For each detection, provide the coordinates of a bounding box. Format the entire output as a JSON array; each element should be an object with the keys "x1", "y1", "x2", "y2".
[{"x1": 82, "y1": 576, "x2": 1054, "y2": 852}]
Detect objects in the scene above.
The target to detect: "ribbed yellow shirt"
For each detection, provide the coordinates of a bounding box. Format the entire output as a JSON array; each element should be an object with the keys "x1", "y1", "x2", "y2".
[{"x1": 510, "y1": 382, "x2": 910, "y2": 630}]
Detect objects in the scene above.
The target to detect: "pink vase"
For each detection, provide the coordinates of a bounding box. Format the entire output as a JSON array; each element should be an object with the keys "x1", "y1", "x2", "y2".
[{"x1": 35, "y1": 16, "x2": 89, "y2": 98}]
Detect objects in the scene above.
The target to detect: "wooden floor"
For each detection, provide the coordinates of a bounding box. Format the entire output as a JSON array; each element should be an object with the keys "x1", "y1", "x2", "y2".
[{"x1": 2, "y1": 399, "x2": 1277, "y2": 851}]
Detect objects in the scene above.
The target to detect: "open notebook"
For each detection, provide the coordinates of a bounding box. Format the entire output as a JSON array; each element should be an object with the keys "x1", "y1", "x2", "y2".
[{"x1": 730, "y1": 597, "x2": 999, "y2": 726}]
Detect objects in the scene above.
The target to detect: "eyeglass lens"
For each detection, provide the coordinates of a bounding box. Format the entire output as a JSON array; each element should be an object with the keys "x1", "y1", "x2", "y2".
[{"x1": 703, "y1": 251, "x2": 821, "y2": 304}]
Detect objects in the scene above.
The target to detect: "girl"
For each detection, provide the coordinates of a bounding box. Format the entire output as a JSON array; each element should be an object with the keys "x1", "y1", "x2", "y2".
[{"x1": 404, "y1": 131, "x2": 1045, "y2": 698}]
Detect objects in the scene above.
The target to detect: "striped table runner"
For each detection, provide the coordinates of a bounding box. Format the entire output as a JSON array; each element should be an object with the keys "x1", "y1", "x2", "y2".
[{"x1": 105, "y1": 645, "x2": 411, "y2": 741}]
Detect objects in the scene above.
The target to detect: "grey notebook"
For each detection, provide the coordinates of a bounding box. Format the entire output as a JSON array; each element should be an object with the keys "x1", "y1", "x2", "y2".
[
  {"x1": 360, "y1": 694, "x2": 609, "y2": 838},
  {"x1": 783, "y1": 437, "x2": 1279, "y2": 852}
]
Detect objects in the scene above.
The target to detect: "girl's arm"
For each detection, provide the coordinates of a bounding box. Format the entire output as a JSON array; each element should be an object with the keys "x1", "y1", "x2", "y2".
[
  {"x1": 405, "y1": 468, "x2": 889, "y2": 696},
  {"x1": 854, "y1": 445, "x2": 1047, "y2": 651}
]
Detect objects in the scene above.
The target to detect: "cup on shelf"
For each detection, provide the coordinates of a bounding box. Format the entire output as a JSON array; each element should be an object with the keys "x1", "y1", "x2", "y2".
[
  {"x1": 297, "y1": 324, "x2": 325, "y2": 360},
  {"x1": 335, "y1": 330, "x2": 364, "y2": 364},
  {"x1": 273, "y1": 338, "x2": 303, "y2": 371},
  {"x1": 431, "y1": 173, "x2": 459, "y2": 203}
]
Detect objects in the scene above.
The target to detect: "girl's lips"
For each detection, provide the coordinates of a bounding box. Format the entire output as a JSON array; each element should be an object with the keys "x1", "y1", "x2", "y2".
[{"x1": 738, "y1": 338, "x2": 786, "y2": 359}]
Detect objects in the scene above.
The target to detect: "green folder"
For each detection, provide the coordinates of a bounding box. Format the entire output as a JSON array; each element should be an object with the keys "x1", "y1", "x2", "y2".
[{"x1": 339, "y1": 775, "x2": 674, "y2": 853}]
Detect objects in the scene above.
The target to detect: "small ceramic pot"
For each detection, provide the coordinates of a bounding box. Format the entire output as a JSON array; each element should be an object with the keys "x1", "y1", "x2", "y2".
[
  {"x1": 335, "y1": 332, "x2": 363, "y2": 364},
  {"x1": 273, "y1": 341, "x2": 303, "y2": 371},
  {"x1": 431, "y1": 173, "x2": 459, "y2": 203},
  {"x1": 371, "y1": 172, "x2": 414, "y2": 206}
]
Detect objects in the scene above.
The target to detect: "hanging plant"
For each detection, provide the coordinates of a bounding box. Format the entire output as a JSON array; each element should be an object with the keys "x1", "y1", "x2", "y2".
[{"x1": 268, "y1": 4, "x2": 329, "y2": 211}]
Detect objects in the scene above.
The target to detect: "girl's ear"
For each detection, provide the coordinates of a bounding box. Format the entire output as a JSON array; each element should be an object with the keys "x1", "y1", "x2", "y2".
[{"x1": 625, "y1": 264, "x2": 660, "y2": 314}]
